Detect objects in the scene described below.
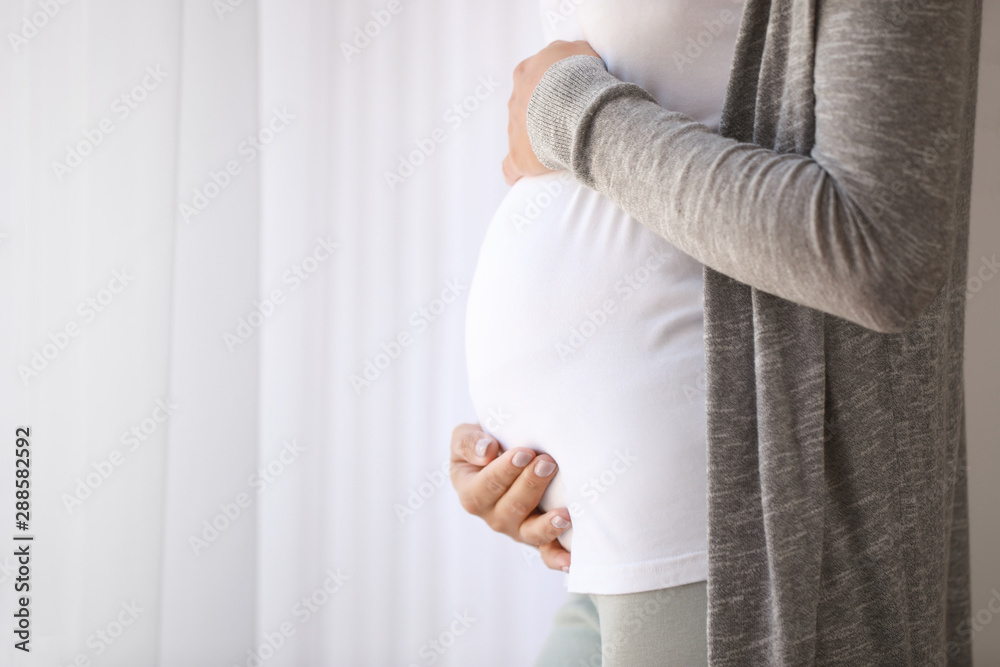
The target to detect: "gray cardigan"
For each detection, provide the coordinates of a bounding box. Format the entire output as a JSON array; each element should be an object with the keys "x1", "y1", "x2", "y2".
[{"x1": 525, "y1": 1, "x2": 983, "y2": 665}]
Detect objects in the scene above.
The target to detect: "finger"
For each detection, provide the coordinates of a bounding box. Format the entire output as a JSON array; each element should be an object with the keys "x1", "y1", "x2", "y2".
[
  {"x1": 517, "y1": 507, "x2": 572, "y2": 548},
  {"x1": 502, "y1": 154, "x2": 513, "y2": 185},
  {"x1": 450, "y1": 427, "x2": 505, "y2": 515},
  {"x1": 493, "y1": 454, "x2": 560, "y2": 532},
  {"x1": 502, "y1": 154, "x2": 521, "y2": 186},
  {"x1": 540, "y1": 540, "x2": 571, "y2": 572},
  {"x1": 467, "y1": 447, "x2": 538, "y2": 525},
  {"x1": 509, "y1": 116, "x2": 549, "y2": 179},
  {"x1": 450, "y1": 422, "x2": 500, "y2": 468},
  {"x1": 573, "y1": 39, "x2": 600, "y2": 58}
]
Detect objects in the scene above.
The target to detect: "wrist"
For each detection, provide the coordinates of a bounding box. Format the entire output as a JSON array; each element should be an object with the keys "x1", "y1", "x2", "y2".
[{"x1": 526, "y1": 54, "x2": 657, "y2": 172}]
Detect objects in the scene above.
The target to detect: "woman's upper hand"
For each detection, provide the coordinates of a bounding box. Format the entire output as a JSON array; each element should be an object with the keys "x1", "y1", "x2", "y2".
[
  {"x1": 449, "y1": 422, "x2": 572, "y2": 571},
  {"x1": 502, "y1": 40, "x2": 602, "y2": 186}
]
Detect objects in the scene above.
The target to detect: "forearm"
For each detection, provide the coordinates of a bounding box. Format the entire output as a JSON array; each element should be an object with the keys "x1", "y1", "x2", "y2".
[{"x1": 526, "y1": 2, "x2": 980, "y2": 333}]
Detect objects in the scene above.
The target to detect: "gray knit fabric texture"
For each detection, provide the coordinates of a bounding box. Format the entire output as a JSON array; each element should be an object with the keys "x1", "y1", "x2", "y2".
[{"x1": 525, "y1": 1, "x2": 983, "y2": 665}]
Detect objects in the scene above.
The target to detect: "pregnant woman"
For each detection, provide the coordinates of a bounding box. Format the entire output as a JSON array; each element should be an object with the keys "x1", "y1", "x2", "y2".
[
  {"x1": 464, "y1": 1, "x2": 743, "y2": 663},
  {"x1": 454, "y1": 0, "x2": 982, "y2": 665}
]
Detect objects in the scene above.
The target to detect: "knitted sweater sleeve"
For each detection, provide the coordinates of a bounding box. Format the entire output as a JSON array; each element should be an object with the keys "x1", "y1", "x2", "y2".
[{"x1": 525, "y1": 3, "x2": 980, "y2": 333}]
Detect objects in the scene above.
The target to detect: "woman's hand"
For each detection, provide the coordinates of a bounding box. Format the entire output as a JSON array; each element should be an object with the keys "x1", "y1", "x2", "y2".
[
  {"x1": 449, "y1": 422, "x2": 572, "y2": 571},
  {"x1": 502, "y1": 40, "x2": 602, "y2": 186}
]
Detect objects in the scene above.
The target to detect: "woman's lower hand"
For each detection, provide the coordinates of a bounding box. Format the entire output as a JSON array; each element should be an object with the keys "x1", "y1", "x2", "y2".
[{"x1": 449, "y1": 422, "x2": 572, "y2": 571}]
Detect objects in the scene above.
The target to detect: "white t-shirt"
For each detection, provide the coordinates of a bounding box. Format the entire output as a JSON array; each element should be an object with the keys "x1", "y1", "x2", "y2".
[{"x1": 465, "y1": 0, "x2": 744, "y2": 594}]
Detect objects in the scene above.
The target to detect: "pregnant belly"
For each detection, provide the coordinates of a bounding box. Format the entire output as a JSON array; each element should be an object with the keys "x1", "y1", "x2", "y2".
[{"x1": 465, "y1": 173, "x2": 708, "y2": 566}]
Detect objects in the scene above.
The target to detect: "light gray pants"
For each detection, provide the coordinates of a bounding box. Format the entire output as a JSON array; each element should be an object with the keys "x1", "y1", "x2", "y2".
[{"x1": 533, "y1": 580, "x2": 708, "y2": 667}]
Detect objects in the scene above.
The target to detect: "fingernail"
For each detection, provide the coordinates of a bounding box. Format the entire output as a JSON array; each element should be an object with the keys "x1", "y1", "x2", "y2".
[
  {"x1": 561, "y1": 566, "x2": 570, "y2": 573},
  {"x1": 511, "y1": 451, "x2": 533, "y2": 468},
  {"x1": 551, "y1": 515, "x2": 570, "y2": 530},
  {"x1": 535, "y1": 460, "x2": 556, "y2": 477},
  {"x1": 475, "y1": 437, "x2": 492, "y2": 458}
]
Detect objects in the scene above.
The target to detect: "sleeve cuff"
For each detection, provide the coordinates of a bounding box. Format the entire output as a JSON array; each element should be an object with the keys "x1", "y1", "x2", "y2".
[{"x1": 525, "y1": 54, "x2": 659, "y2": 173}]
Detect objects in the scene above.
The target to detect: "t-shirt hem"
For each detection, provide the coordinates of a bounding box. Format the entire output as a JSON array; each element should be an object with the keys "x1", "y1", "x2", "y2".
[{"x1": 565, "y1": 549, "x2": 708, "y2": 595}]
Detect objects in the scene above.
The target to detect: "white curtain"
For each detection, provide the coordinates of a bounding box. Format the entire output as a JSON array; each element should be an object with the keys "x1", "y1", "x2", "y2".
[{"x1": 1, "y1": 0, "x2": 570, "y2": 665}]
